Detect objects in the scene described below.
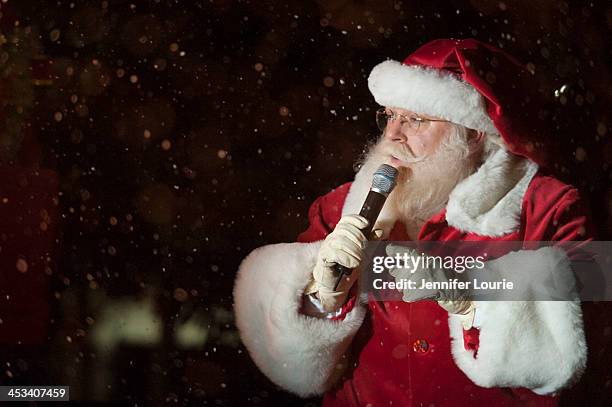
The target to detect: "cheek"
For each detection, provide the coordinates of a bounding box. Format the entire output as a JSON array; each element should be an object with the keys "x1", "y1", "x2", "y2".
[{"x1": 407, "y1": 134, "x2": 438, "y2": 155}]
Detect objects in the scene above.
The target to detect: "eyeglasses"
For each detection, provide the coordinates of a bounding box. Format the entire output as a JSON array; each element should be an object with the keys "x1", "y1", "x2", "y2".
[{"x1": 376, "y1": 108, "x2": 450, "y2": 134}]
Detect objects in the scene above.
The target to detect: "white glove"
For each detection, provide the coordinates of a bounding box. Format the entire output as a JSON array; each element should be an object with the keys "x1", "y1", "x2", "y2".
[
  {"x1": 384, "y1": 245, "x2": 577, "y2": 329},
  {"x1": 438, "y1": 299, "x2": 476, "y2": 329},
  {"x1": 305, "y1": 214, "x2": 381, "y2": 312},
  {"x1": 385, "y1": 244, "x2": 475, "y2": 327}
]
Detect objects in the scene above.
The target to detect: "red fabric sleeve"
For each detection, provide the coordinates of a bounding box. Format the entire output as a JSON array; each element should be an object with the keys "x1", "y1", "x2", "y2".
[
  {"x1": 463, "y1": 327, "x2": 480, "y2": 354},
  {"x1": 465, "y1": 177, "x2": 595, "y2": 354},
  {"x1": 523, "y1": 175, "x2": 596, "y2": 243},
  {"x1": 330, "y1": 285, "x2": 359, "y2": 321},
  {"x1": 536, "y1": 185, "x2": 611, "y2": 403},
  {"x1": 296, "y1": 183, "x2": 351, "y2": 243},
  {"x1": 472, "y1": 177, "x2": 599, "y2": 403}
]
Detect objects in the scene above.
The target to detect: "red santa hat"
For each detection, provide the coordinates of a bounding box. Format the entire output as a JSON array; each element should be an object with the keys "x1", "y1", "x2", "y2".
[{"x1": 368, "y1": 39, "x2": 550, "y2": 166}]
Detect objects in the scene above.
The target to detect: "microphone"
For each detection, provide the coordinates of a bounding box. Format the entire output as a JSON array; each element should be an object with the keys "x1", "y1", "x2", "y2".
[{"x1": 332, "y1": 164, "x2": 399, "y2": 290}]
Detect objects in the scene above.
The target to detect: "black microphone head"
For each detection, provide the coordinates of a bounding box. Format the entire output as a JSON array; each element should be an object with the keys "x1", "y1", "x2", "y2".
[{"x1": 372, "y1": 164, "x2": 398, "y2": 195}]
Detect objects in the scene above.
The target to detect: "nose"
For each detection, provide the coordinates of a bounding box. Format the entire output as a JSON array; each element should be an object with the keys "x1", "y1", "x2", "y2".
[{"x1": 384, "y1": 120, "x2": 407, "y2": 143}]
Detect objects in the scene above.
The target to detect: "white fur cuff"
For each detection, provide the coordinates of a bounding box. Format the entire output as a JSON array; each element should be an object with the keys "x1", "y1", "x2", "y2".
[
  {"x1": 448, "y1": 249, "x2": 586, "y2": 395},
  {"x1": 233, "y1": 242, "x2": 366, "y2": 397}
]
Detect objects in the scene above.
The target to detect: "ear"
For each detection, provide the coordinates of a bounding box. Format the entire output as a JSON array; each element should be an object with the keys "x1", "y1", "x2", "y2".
[{"x1": 468, "y1": 129, "x2": 486, "y2": 144}]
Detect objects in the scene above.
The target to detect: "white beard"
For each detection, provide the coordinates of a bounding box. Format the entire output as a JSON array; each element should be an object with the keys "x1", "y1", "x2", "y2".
[{"x1": 358, "y1": 128, "x2": 484, "y2": 229}]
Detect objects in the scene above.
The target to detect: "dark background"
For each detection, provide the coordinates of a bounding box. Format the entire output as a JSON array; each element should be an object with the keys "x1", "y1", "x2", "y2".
[{"x1": 0, "y1": 0, "x2": 610, "y2": 405}]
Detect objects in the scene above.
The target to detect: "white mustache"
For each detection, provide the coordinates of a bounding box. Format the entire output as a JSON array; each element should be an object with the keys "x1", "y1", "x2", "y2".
[{"x1": 378, "y1": 140, "x2": 427, "y2": 164}]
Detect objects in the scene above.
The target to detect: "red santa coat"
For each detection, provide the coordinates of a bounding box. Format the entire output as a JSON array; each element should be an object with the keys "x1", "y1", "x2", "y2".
[{"x1": 234, "y1": 147, "x2": 593, "y2": 406}]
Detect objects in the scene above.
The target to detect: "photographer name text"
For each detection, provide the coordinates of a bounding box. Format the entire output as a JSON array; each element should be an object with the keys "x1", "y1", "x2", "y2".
[{"x1": 372, "y1": 278, "x2": 514, "y2": 290}]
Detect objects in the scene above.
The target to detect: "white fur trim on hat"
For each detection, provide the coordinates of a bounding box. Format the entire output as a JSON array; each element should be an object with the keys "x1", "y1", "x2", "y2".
[{"x1": 368, "y1": 60, "x2": 498, "y2": 134}]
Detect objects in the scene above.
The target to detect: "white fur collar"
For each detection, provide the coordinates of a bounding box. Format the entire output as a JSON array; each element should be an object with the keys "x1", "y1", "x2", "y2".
[{"x1": 342, "y1": 147, "x2": 539, "y2": 238}]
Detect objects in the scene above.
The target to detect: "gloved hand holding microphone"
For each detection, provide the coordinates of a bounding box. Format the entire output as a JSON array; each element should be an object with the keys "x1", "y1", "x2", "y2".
[
  {"x1": 304, "y1": 215, "x2": 383, "y2": 312},
  {"x1": 304, "y1": 164, "x2": 398, "y2": 312}
]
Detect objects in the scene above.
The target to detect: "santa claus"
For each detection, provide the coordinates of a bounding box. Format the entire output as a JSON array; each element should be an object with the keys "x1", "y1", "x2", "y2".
[{"x1": 233, "y1": 39, "x2": 596, "y2": 405}]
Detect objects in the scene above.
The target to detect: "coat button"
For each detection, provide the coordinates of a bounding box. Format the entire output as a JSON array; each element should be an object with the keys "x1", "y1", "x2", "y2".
[{"x1": 412, "y1": 338, "x2": 429, "y2": 354}]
